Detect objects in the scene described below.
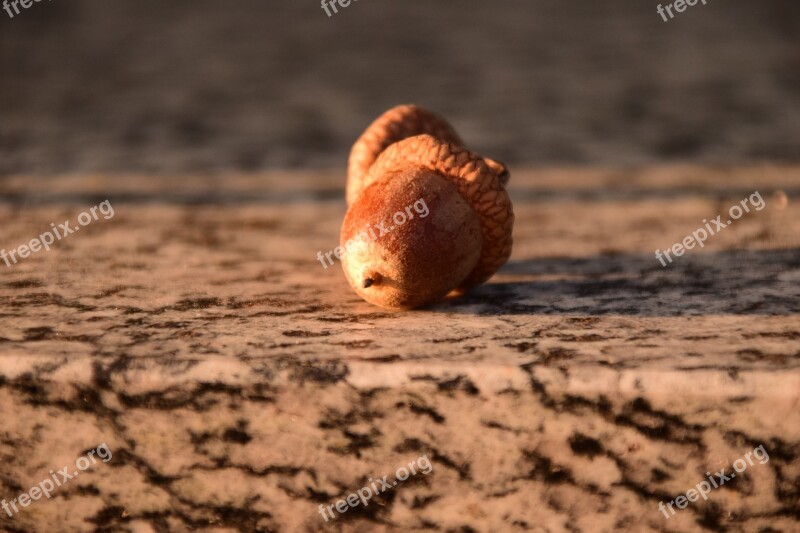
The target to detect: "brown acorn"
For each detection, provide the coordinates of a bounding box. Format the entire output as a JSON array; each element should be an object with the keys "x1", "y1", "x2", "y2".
[{"x1": 341, "y1": 105, "x2": 514, "y2": 310}]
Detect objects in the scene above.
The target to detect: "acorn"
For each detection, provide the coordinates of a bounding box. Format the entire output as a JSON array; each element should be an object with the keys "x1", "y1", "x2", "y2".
[{"x1": 340, "y1": 105, "x2": 514, "y2": 310}]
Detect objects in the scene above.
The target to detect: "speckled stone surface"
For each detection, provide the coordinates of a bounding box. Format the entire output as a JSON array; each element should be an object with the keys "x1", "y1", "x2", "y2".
[{"x1": 0, "y1": 167, "x2": 799, "y2": 532}]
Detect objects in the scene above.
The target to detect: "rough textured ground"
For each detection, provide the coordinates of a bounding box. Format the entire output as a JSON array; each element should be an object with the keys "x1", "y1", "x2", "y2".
[
  {"x1": 0, "y1": 166, "x2": 798, "y2": 532},
  {"x1": 2, "y1": 2, "x2": 798, "y2": 532},
  {"x1": 2, "y1": 0, "x2": 800, "y2": 175}
]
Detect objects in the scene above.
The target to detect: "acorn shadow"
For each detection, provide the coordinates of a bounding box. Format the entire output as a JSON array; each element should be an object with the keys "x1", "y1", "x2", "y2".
[{"x1": 435, "y1": 248, "x2": 800, "y2": 317}]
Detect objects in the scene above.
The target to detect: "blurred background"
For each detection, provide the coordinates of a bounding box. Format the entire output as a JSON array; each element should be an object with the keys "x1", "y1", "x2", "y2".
[{"x1": 1, "y1": 0, "x2": 799, "y2": 176}]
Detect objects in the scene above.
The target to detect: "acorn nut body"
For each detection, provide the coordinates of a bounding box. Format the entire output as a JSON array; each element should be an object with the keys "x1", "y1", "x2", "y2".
[{"x1": 341, "y1": 105, "x2": 514, "y2": 310}]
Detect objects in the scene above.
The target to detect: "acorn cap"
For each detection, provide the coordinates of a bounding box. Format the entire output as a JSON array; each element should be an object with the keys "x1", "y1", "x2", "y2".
[{"x1": 347, "y1": 105, "x2": 464, "y2": 206}]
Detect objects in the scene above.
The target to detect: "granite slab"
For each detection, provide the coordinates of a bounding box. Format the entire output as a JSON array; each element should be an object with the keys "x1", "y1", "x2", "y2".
[{"x1": 0, "y1": 166, "x2": 798, "y2": 532}]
